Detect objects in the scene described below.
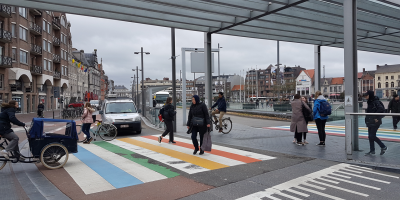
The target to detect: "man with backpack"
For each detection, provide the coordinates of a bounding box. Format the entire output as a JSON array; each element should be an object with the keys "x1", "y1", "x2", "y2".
[
  {"x1": 313, "y1": 91, "x2": 331, "y2": 146},
  {"x1": 388, "y1": 94, "x2": 400, "y2": 131},
  {"x1": 363, "y1": 90, "x2": 388, "y2": 155},
  {"x1": 158, "y1": 97, "x2": 176, "y2": 143}
]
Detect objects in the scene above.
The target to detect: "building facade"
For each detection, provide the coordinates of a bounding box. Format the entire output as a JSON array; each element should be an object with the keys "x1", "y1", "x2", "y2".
[
  {"x1": 375, "y1": 64, "x2": 400, "y2": 98},
  {"x1": 114, "y1": 85, "x2": 131, "y2": 98}
]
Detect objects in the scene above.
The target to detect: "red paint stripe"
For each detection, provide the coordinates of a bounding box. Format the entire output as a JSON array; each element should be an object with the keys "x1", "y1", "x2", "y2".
[
  {"x1": 142, "y1": 135, "x2": 262, "y2": 163},
  {"x1": 263, "y1": 127, "x2": 400, "y2": 142}
]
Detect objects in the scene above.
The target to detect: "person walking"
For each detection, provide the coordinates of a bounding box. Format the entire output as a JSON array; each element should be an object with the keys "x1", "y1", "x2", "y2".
[
  {"x1": 256, "y1": 99, "x2": 260, "y2": 108},
  {"x1": 187, "y1": 95, "x2": 210, "y2": 155},
  {"x1": 158, "y1": 97, "x2": 176, "y2": 144},
  {"x1": 37, "y1": 101, "x2": 45, "y2": 118},
  {"x1": 81, "y1": 102, "x2": 95, "y2": 144},
  {"x1": 211, "y1": 92, "x2": 227, "y2": 132},
  {"x1": 153, "y1": 97, "x2": 157, "y2": 107},
  {"x1": 0, "y1": 100, "x2": 26, "y2": 160},
  {"x1": 313, "y1": 91, "x2": 329, "y2": 146},
  {"x1": 261, "y1": 100, "x2": 264, "y2": 108},
  {"x1": 388, "y1": 94, "x2": 400, "y2": 131},
  {"x1": 364, "y1": 91, "x2": 388, "y2": 155},
  {"x1": 290, "y1": 94, "x2": 311, "y2": 146}
]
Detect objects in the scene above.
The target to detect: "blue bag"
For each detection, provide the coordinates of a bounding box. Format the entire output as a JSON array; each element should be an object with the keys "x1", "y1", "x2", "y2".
[{"x1": 319, "y1": 101, "x2": 332, "y2": 117}]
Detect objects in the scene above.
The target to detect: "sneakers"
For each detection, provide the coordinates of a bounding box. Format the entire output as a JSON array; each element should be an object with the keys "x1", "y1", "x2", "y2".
[
  {"x1": 193, "y1": 149, "x2": 198, "y2": 155},
  {"x1": 158, "y1": 136, "x2": 162, "y2": 143},
  {"x1": 169, "y1": 141, "x2": 176, "y2": 144},
  {"x1": 84, "y1": 137, "x2": 93, "y2": 144},
  {"x1": 316, "y1": 142, "x2": 325, "y2": 146},
  {"x1": 1, "y1": 150, "x2": 9, "y2": 159},
  {"x1": 303, "y1": 140, "x2": 309, "y2": 144},
  {"x1": 365, "y1": 151, "x2": 375, "y2": 156},
  {"x1": 297, "y1": 142, "x2": 303, "y2": 146},
  {"x1": 380, "y1": 147, "x2": 388, "y2": 155},
  {"x1": 199, "y1": 149, "x2": 204, "y2": 155},
  {"x1": 219, "y1": 128, "x2": 223, "y2": 133}
]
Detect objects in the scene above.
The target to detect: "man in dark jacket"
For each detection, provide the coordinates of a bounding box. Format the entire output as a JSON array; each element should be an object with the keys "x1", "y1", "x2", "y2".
[
  {"x1": 388, "y1": 94, "x2": 400, "y2": 130},
  {"x1": 153, "y1": 98, "x2": 157, "y2": 107},
  {"x1": 0, "y1": 100, "x2": 26, "y2": 160},
  {"x1": 363, "y1": 91, "x2": 388, "y2": 156},
  {"x1": 37, "y1": 101, "x2": 45, "y2": 117},
  {"x1": 211, "y1": 92, "x2": 227, "y2": 132}
]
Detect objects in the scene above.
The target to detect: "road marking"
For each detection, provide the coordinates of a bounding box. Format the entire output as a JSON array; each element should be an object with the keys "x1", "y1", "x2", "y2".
[
  {"x1": 136, "y1": 137, "x2": 245, "y2": 167},
  {"x1": 237, "y1": 163, "x2": 392, "y2": 200},
  {"x1": 63, "y1": 154, "x2": 115, "y2": 194},
  {"x1": 79, "y1": 143, "x2": 167, "y2": 183},
  {"x1": 118, "y1": 138, "x2": 229, "y2": 170},
  {"x1": 345, "y1": 166, "x2": 400, "y2": 178},
  {"x1": 74, "y1": 146, "x2": 143, "y2": 188},
  {"x1": 108, "y1": 139, "x2": 209, "y2": 174}
]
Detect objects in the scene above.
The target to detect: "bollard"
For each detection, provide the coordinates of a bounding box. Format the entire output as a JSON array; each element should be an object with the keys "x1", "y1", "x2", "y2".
[{"x1": 53, "y1": 110, "x2": 55, "y2": 119}]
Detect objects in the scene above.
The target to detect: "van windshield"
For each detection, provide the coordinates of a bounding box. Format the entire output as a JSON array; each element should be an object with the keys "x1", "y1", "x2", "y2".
[
  {"x1": 105, "y1": 102, "x2": 137, "y2": 114},
  {"x1": 90, "y1": 100, "x2": 99, "y2": 104}
]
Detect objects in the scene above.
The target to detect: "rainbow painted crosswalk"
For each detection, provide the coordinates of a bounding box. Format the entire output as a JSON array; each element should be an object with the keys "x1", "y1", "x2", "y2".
[
  {"x1": 265, "y1": 124, "x2": 400, "y2": 142},
  {"x1": 64, "y1": 135, "x2": 276, "y2": 194}
]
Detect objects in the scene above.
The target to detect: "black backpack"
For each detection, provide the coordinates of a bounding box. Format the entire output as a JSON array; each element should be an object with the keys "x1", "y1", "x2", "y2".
[{"x1": 159, "y1": 106, "x2": 165, "y2": 118}]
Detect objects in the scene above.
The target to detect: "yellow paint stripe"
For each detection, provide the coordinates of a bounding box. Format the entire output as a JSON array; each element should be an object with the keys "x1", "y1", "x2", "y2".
[
  {"x1": 308, "y1": 125, "x2": 398, "y2": 132},
  {"x1": 118, "y1": 138, "x2": 229, "y2": 170}
]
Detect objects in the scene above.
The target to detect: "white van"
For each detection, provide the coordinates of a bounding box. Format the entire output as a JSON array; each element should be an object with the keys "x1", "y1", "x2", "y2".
[{"x1": 99, "y1": 99, "x2": 141, "y2": 134}]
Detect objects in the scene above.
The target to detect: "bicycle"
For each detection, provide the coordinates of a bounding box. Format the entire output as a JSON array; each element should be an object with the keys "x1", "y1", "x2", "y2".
[
  {"x1": 209, "y1": 109, "x2": 232, "y2": 134},
  {"x1": 77, "y1": 120, "x2": 118, "y2": 141}
]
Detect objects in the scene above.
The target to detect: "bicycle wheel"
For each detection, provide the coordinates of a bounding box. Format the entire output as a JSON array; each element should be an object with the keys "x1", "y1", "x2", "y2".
[
  {"x1": 221, "y1": 119, "x2": 232, "y2": 134},
  {"x1": 98, "y1": 123, "x2": 118, "y2": 141},
  {"x1": 40, "y1": 143, "x2": 69, "y2": 170},
  {"x1": 0, "y1": 147, "x2": 7, "y2": 170}
]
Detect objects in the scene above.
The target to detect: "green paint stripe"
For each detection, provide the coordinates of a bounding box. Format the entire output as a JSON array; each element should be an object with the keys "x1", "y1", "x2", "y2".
[{"x1": 93, "y1": 141, "x2": 180, "y2": 178}]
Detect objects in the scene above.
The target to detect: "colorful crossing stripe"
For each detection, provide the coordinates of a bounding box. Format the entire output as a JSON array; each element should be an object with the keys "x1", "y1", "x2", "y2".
[
  {"x1": 265, "y1": 124, "x2": 400, "y2": 142},
  {"x1": 63, "y1": 135, "x2": 276, "y2": 194}
]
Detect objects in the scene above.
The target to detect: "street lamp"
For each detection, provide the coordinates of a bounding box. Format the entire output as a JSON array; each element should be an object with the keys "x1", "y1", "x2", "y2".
[
  {"x1": 134, "y1": 47, "x2": 150, "y2": 117},
  {"x1": 217, "y1": 43, "x2": 222, "y2": 90},
  {"x1": 132, "y1": 66, "x2": 141, "y2": 106}
]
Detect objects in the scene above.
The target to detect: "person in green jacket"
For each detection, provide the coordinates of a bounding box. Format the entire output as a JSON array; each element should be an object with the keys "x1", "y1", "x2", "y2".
[{"x1": 388, "y1": 94, "x2": 400, "y2": 130}]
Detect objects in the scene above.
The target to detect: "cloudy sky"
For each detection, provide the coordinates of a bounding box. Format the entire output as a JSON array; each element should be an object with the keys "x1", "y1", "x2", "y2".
[{"x1": 67, "y1": 14, "x2": 399, "y2": 88}]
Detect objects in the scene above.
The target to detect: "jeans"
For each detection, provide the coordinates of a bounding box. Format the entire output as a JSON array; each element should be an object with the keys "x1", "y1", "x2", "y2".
[
  {"x1": 82, "y1": 123, "x2": 92, "y2": 139},
  {"x1": 162, "y1": 120, "x2": 174, "y2": 142},
  {"x1": 368, "y1": 126, "x2": 385, "y2": 152},
  {"x1": 315, "y1": 118, "x2": 327, "y2": 142},
  {"x1": 191, "y1": 126, "x2": 205, "y2": 150},
  {"x1": 2, "y1": 132, "x2": 20, "y2": 154},
  {"x1": 393, "y1": 117, "x2": 400, "y2": 130}
]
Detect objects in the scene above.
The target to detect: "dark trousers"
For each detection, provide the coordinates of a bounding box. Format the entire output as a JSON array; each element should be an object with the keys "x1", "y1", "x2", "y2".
[
  {"x1": 315, "y1": 118, "x2": 327, "y2": 142},
  {"x1": 162, "y1": 120, "x2": 174, "y2": 142},
  {"x1": 92, "y1": 115, "x2": 96, "y2": 123},
  {"x1": 82, "y1": 123, "x2": 92, "y2": 139},
  {"x1": 368, "y1": 126, "x2": 385, "y2": 152},
  {"x1": 393, "y1": 117, "x2": 400, "y2": 129},
  {"x1": 294, "y1": 122, "x2": 308, "y2": 141},
  {"x1": 191, "y1": 126, "x2": 205, "y2": 150}
]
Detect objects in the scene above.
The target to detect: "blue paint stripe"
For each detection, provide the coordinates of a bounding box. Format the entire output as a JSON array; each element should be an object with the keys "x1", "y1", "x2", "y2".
[{"x1": 74, "y1": 146, "x2": 143, "y2": 188}]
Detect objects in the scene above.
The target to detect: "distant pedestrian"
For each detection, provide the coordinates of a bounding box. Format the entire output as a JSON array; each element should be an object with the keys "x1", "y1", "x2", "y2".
[
  {"x1": 261, "y1": 100, "x2": 264, "y2": 108},
  {"x1": 158, "y1": 97, "x2": 176, "y2": 144},
  {"x1": 313, "y1": 91, "x2": 329, "y2": 146},
  {"x1": 301, "y1": 96, "x2": 313, "y2": 144},
  {"x1": 187, "y1": 95, "x2": 210, "y2": 155},
  {"x1": 256, "y1": 99, "x2": 259, "y2": 108},
  {"x1": 153, "y1": 98, "x2": 157, "y2": 107},
  {"x1": 291, "y1": 94, "x2": 311, "y2": 146},
  {"x1": 81, "y1": 102, "x2": 95, "y2": 144},
  {"x1": 37, "y1": 101, "x2": 44, "y2": 118},
  {"x1": 363, "y1": 91, "x2": 388, "y2": 155},
  {"x1": 388, "y1": 94, "x2": 400, "y2": 131}
]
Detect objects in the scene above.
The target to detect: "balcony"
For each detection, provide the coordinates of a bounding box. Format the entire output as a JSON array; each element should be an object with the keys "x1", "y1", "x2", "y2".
[
  {"x1": 30, "y1": 65, "x2": 43, "y2": 75},
  {"x1": 0, "y1": 29, "x2": 11, "y2": 43},
  {"x1": 0, "y1": 56, "x2": 12, "y2": 68},
  {"x1": 52, "y1": 18, "x2": 61, "y2": 30},
  {"x1": 53, "y1": 71, "x2": 61, "y2": 79},
  {"x1": 53, "y1": 54, "x2": 60, "y2": 63},
  {"x1": 0, "y1": 5, "x2": 11, "y2": 18},
  {"x1": 30, "y1": 44, "x2": 42, "y2": 55},
  {"x1": 53, "y1": 36, "x2": 60, "y2": 46},
  {"x1": 29, "y1": 8, "x2": 42, "y2": 16},
  {"x1": 29, "y1": 22, "x2": 42, "y2": 35}
]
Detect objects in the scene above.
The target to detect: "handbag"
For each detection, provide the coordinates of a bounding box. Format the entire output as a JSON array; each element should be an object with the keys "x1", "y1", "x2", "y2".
[
  {"x1": 191, "y1": 117, "x2": 204, "y2": 127},
  {"x1": 302, "y1": 104, "x2": 313, "y2": 121},
  {"x1": 201, "y1": 128, "x2": 212, "y2": 151}
]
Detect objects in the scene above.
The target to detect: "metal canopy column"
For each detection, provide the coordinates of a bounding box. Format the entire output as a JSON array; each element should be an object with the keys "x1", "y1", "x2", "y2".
[
  {"x1": 171, "y1": 28, "x2": 177, "y2": 132},
  {"x1": 204, "y1": 33, "x2": 212, "y2": 109},
  {"x1": 314, "y1": 45, "x2": 321, "y2": 92},
  {"x1": 344, "y1": 0, "x2": 359, "y2": 157},
  {"x1": 182, "y1": 48, "x2": 187, "y2": 126}
]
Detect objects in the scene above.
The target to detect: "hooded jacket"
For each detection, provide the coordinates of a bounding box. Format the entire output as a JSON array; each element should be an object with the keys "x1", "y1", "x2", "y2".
[
  {"x1": 212, "y1": 96, "x2": 227, "y2": 112},
  {"x1": 162, "y1": 104, "x2": 176, "y2": 121},
  {"x1": 388, "y1": 97, "x2": 400, "y2": 113},
  {"x1": 81, "y1": 107, "x2": 95, "y2": 124},
  {"x1": 365, "y1": 91, "x2": 384, "y2": 127},
  {"x1": 0, "y1": 107, "x2": 25, "y2": 135},
  {"x1": 187, "y1": 96, "x2": 210, "y2": 127},
  {"x1": 313, "y1": 95, "x2": 329, "y2": 120}
]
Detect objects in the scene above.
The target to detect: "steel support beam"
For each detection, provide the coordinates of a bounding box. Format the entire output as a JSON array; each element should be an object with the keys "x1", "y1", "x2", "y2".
[
  {"x1": 344, "y1": 0, "x2": 359, "y2": 156},
  {"x1": 204, "y1": 33, "x2": 213, "y2": 110},
  {"x1": 314, "y1": 45, "x2": 321, "y2": 93},
  {"x1": 181, "y1": 48, "x2": 187, "y2": 126},
  {"x1": 171, "y1": 28, "x2": 177, "y2": 132}
]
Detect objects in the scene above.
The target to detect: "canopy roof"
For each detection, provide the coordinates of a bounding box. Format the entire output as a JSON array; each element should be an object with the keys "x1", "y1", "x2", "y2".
[{"x1": 6, "y1": 0, "x2": 400, "y2": 55}]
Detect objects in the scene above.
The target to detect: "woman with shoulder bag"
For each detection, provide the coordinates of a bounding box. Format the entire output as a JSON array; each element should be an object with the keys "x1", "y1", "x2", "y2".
[
  {"x1": 187, "y1": 95, "x2": 210, "y2": 155},
  {"x1": 81, "y1": 102, "x2": 95, "y2": 144},
  {"x1": 158, "y1": 97, "x2": 176, "y2": 144},
  {"x1": 290, "y1": 94, "x2": 311, "y2": 146}
]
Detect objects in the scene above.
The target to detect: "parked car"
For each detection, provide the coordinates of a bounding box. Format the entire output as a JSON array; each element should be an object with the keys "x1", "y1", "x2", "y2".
[
  {"x1": 90, "y1": 100, "x2": 100, "y2": 110},
  {"x1": 100, "y1": 99, "x2": 141, "y2": 134},
  {"x1": 68, "y1": 101, "x2": 84, "y2": 108}
]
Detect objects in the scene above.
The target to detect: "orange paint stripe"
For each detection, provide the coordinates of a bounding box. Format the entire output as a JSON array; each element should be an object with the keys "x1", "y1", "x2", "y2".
[{"x1": 143, "y1": 135, "x2": 262, "y2": 164}]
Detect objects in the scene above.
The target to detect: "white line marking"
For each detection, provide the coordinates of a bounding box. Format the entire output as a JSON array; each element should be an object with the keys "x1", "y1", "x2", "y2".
[
  {"x1": 63, "y1": 154, "x2": 115, "y2": 194},
  {"x1": 315, "y1": 177, "x2": 340, "y2": 184},
  {"x1": 272, "y1": 190, "x2": 302, "y2": 200},
  {"x1": 295, "y1": 185, "x2": 345, "y2": 200},
  {"x1": 78, "y1": 143, "x2": 167, "y2": 183},
  {"x1": 325, "y1": 175, "x2": 381, "y2": 190},
  {"x1": 308, "y1": 180, "x2": 369, "y2": 197},
  {"x1": 329, "y1": 173, "x2": 351, "y2": 179},
  {"x1": 334, "y1": 171, "x2": 391, "y2": 184},
  {"x1": 345, "y1": 167, "x2": 399, "y2": 179},
  {"x1": 300, "y1": 182, "x2": 326, "y2": 190},
  {"x1": 339, "y1": 168, "x2": 363, "y2": 174},
  {"x1": 108, "y1": 140, "x2": 208, "y2": 174},
  {"x1": 285, "y1": 188, "x2": 310, "y2": 197},
  {"x1": 347, "y1": 165, "x2": 373, "y2": 171}
]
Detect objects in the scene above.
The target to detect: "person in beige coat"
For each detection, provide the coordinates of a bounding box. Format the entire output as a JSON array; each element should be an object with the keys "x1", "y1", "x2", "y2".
[
  {"x1": 81, "y1": 102, "x2": 95, "y2": 144},
  {"x1": 290, "y1": 94, "x2": 311, "y2": 145}
]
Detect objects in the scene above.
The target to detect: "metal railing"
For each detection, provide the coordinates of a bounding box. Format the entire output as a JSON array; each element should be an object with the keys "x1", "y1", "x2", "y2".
[
  {"x1": 52, "y1": 18, "x2": 61, "y2": 29},
  {"x1": 53, "y1": 36, "x2": 60, "y2": 46},
  {"x1": 0, "y1": 4, "x2": 11, "y2": 17},
  {"x1": 0, "y1": 55, "x2": 12, "y2": 67},
  {"x1": 29, "y1": 22, "x2": 42, "y2": 35},
  {"x1": 53, "y1": 54, "x2": 60, "y2": 63},
  {"x1": 30, "y1": 44, "x2": 42, "y2": 55},
  {"x1": 0, "y1": 29, "x2": 11, "y2": 42},
  {"x1": 53, "y1": 71, "x2": 61, "y2": 79},
  {"x1": 30, "y1": 65, "x2": 42, "y2": 75}
]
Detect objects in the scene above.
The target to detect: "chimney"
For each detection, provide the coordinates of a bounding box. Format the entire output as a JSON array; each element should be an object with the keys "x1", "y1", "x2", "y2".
[
  {"x1": 363, "y1": 68, "x2": 365, "y2": 72},
  {"x1": 376, "y1": 65, "x2": 380, "y2": 69},
  {"x1": 94, "y1": 49, "x2": 97, "y2": 56}
]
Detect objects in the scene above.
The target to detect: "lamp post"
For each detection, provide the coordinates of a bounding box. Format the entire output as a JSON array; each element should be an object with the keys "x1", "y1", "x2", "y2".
[
  {"x1": 217, "y1": 43, "x2": 223, "y2": 87},
  {"x1": 134, "y1": 48, "x2": 150, "y2": 117},
  {"x1": 132, "y1": 66, "x2": 141, "y2": 106}
]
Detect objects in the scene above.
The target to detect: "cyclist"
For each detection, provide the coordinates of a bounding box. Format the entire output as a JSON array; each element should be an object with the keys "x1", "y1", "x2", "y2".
[
  {"x1": 210, "y1": 92, "x2": 227, "y2": 133},
  {"x1": 37, "y1": 101, "x2": 44, "y2": 118},
  {"x1": 0, "y1": 100, "x2": 26, "y2": 160}
]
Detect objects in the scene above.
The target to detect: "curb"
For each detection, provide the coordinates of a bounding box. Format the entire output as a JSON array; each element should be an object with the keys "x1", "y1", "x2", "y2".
[{"x1": 141, "y1": 116, "x2": 165, "y2": 132}]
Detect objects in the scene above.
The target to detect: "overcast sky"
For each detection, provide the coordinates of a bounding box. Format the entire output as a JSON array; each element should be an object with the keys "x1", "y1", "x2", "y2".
[{"x1": 67, "y1": 14, "x2": 399, "y2": 88}]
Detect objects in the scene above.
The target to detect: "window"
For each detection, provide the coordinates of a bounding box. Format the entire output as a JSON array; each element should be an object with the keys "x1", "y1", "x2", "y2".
[
  {"x1": 12, "y1": 48, "x2": 17, "y2": 61},
  {"x1": 391, "y1": 76, "x2": 394, "y2": 80},
  {"x1": 48, "y1": 42, "x2": 51, "y2": 52},
  {"x1": 378, "y1": 83, "x2": 381, "y2": 88},
  {"x1": 391, "y1": 82, "x2": 394, "y2": 87},
  {"x1": 11, "y1": 6, "x2": 16, "y2": 13},
  {"x1": 339, "y1": 86, "x2": 342, "y2": 91},
  {"x1": 19, "y1": 50, "x2": 28, "y2": 64},
  {"x1": 378, "y1": 76, "x2": 381, "y2": 81},
  {"x1": 11, "y1": 23, "x2": 16, "y2": 37},
  {"x1": 61, "y1": 16, "x2": 66, "y2": 27},
  {"x1": 19, "y1": 8, "x2": 27, "y2": 18},
  {"x1": 386, "y1": 76, "x2": 388, "y2": 80},
  {"x1": 47, "y1": 22, "x2": 51, "y2": 34},
  {"x1": 43, "y1": 20, "x2": 46, "y2": 32},
  {"x1": 385, "y1": 82, "x2": 389, "y2": 88},
  {"x1": 0, "y1": 74, "x2": 3, "y2": 89},
  {"x1": 48, "y1": 60, "x2": 52, "y2": 71},
  {"x1": 19, "y1": 26, "x2": 27, "y2": 41},
  {"x1": 43, "y1": 59, "x2": 47, "y2": 70}
]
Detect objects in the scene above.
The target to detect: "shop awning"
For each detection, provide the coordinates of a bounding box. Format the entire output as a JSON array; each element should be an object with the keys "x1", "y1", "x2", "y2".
[{"x1": 8, "y1": 68, "x2": 32, "y2": 83}]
